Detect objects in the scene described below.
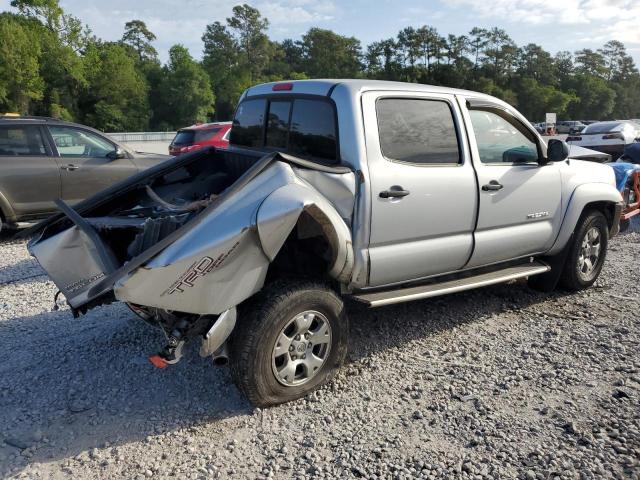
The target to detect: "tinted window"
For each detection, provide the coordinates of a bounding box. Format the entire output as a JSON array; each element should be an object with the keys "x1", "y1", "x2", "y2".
[
  {"x1": 0, "y1": 126, "x2": 47, "y2": 156},
  {"x1": 173, "y1": 130, "x2": 195, "y2": 145},
  {"x1": 230, "y1": 99, "x2": 266, "y2": 147},
  {"x1": 468, "y1": 110, "x2": 539, "y2": 164},
  {"x1": 376, "y1": 99, "x2": 460, "y2": 164},
  {"x1": 289, "y1": 99, "x2": 337, "y2": 162},
  {"x1": 265, "y1": 100, "x2": 291, "y2": 148},
  {"x1": 49, "y1": 126, "x2": 115, "y2": 158}
]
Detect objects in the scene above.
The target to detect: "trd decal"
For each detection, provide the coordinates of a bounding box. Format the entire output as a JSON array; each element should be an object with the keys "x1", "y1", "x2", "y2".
[
  {"x1": 162, "y1": 241, "x2": 240, "y2": 296},
  {"x1": 65, "y1": 272, "x2": 106, "y2": 294}
]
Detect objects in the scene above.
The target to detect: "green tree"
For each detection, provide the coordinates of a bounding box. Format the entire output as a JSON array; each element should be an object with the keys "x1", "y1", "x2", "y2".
[
  {"x1": 300, "y1": 28, "x2": 362, "y2": 78},
  {"x1": 156, "y1": 45, "x2": 214, "y2": 128},
  {"x1": 80, "y1": 41, "x2": 150, "y2": 131},
  {"x1": 0, "y1": 14, "x2": 44, "y2": 112},
  {"x1": 226, "y1": 4, "x2": 271, "y2": 82},
  {"x1": 122, "y1": 20, "x2": 158, "y2": 62},
  {"x1": 565, "y1": 73, "x2": 616, "y2": 119}
]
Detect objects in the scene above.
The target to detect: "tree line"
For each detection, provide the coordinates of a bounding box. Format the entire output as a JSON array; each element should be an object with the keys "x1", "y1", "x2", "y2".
[{"x1": 1, "y1": 0, "x2": 639, "y2": 132}]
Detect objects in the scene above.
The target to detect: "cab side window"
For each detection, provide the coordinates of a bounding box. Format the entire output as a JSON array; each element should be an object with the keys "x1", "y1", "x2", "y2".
[
  {"x1": 468, "y1": 110, "x2": 539, "y2": 164},
  {"x1": 0, "y1": 126, "x2": 47, "y2": 156},
  {"x1": 376, "y1": 98, "x2": 461, "y2": 165},
  {"x1": 49, "y1": 126, "x2": 115, "y2": 158}
]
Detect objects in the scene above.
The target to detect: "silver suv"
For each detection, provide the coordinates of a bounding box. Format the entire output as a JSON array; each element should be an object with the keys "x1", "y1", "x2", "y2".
[{"x1": 26, "y1": 80, "x2": 623, "y2": 406}]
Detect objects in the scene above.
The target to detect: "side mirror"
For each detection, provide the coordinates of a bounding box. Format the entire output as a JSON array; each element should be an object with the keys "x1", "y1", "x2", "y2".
[
  {"x1": 546, "y1": 139, "x2": 569, "y2": 163},
  {"x1": 107, "y1": 147, "x2": 126, "y2": 160}
]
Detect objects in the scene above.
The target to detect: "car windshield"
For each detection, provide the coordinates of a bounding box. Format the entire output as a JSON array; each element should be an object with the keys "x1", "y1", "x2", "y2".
[{"x1": 583, "y1": 122, "x2": 625, "y2": 134}]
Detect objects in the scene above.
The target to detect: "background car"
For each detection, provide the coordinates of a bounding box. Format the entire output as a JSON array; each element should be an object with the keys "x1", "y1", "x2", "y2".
[
  {"x1": 168, "y1": 122, "x2": 231, "y2": 156},
  {"x1": 566, "y1": 120, "x2": 640, "y2": 159},
  {"x1": 0, "y1": 115, "x2": 170, "y2": 232},
  {"x1": 556, "y1": 120, "x2": 587, "y2": 134}
]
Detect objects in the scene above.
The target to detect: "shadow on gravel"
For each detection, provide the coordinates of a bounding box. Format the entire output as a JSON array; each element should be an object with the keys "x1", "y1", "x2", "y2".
[
  {"x1": 0, "y1": 304, "x2": 250, "y2": 474},
  {"x1": 0, "y1": 258, "x2": 44, "y2": 285},
  {"x1": 345, "y1": 280, "x2": 570, "y2": 364},
  {"x1": 0, "y1": 276, "x2": 570, "y2": 475}
]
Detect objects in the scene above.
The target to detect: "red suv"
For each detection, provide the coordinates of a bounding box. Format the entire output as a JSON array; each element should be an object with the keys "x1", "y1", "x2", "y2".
[{"x1": 169, "y1": 122, "x2": 231, "y2": 156}]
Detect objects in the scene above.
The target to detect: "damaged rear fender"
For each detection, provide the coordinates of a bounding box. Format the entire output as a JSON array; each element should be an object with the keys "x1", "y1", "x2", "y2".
[{"x1": 256, "y1": 183, "x2": 354, "y2": 283}]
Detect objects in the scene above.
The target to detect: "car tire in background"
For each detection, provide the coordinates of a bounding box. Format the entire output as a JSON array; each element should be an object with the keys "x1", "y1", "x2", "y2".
[
  {"x1": 229, "y1": 279, "x2": 348, "y2": 408},
  {"x1": 559, "y1": 210, "x2": 609, "y2": 291}
]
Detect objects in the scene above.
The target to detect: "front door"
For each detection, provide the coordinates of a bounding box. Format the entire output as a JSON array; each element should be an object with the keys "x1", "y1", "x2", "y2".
[
  {"x1": 48, "y1": 126, "x2": 138, "y2": 205},
  {"x1": 461, "y1": 99, "x2": 563, "y2": 268},
  {"x1": 363, "y1": 92, "x2": 478, "y2": 287}
]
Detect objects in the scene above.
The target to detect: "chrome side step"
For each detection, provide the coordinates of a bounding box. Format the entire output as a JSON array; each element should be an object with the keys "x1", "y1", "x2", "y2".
[{"x1": 351, "y1": 261, "x2": 550, "y2": 308}]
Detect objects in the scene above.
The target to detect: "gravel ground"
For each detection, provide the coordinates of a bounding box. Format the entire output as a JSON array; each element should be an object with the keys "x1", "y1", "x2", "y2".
[{"x1": 0, "y1": 228, "x2": 639, "y2": 479}]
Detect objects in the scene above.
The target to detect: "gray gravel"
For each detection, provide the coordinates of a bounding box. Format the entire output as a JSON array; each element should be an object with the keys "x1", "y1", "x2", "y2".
[{"x1": 0, "y1": 229, "x2": 639, "y2": 479}]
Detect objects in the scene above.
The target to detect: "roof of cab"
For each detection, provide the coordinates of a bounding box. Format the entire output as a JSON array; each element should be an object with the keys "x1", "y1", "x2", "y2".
[{"x1": 244, "y1": 79, "x2": 493, "y2": 101}]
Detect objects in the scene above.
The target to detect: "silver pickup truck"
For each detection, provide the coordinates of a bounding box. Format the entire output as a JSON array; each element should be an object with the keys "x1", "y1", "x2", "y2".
[{"x1": 26, "y1": 80, "x2": 623, "y2": 407}]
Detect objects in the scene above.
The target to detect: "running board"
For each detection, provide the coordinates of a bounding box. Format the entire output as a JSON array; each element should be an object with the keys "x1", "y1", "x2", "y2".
[{"x1": 351, "y1": 261, "x2": 550, "y2": 308}]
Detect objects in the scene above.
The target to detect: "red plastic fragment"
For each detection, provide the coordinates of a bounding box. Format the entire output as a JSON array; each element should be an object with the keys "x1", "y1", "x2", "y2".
[{"x1": 148, "y1": 355, "x2": 169, "y2": 369}]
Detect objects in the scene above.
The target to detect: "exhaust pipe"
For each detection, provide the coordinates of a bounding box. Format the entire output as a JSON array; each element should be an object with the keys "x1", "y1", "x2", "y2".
[{"x1": 211, "y1": 343, "x2": 229, "y2": 366}]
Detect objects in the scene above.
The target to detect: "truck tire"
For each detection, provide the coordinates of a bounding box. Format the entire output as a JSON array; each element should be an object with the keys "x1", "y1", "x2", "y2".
[
  {"x1": 558, "y1": 210, "x2": 609, "y2": 291},
  {"x1": 229, "y1": 279, "x2": 348, "y2": 407}
]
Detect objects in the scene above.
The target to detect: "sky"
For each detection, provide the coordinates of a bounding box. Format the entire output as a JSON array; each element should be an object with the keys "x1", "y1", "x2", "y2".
[{"x1": 2, "y1": 0, "x2": 639, "y2": 65}]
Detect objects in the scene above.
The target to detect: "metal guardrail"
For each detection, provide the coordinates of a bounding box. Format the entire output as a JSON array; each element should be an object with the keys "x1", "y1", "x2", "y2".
[{"x1": 107, "y1": 132, "x2": 176, "y2": 142}]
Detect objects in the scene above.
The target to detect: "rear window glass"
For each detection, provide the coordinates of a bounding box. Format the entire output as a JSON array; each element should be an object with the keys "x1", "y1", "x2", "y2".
[
  {"x1": 0, "y1": 126, "x2": 46, "y2": 156},
  {"x1": 376, "y1": 98, "x2": 460, "y2": 164},
  {"x1": 266, "y1": 101, "x2": 291, "y2": 148},
  {"x1": 230, "y1": 99, "x2": 266, "y2": 147},
  {"x1": 230, "y1": 97, "x2": 338, "y2": 163},
  {"x1": 173, "y1": 128, "x2": 222, "y2": 145},
  {"x1": 288, "y1": 100, "x2": 337, "y2": 162},
  {"x1": 172, "y1": 130, "x2": 195, "y2": 145}
]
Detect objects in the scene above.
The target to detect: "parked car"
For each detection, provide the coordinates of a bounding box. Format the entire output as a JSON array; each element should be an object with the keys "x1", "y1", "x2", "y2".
[
  {"x1": 25, "y1": 80, "x2": 623, "y2": 407},
  {"x1": 0, "y1": 116, "x2": 170, "y2": 232},
  {"x1": 556, "y1": 121, "x2": 587, "y2": 134},
  {"x1": 566, "y1": 121, "x2": 640, "y2": 159},
  {"x1": 168, "y1": 122, "x2": 231, "y2": 156}
]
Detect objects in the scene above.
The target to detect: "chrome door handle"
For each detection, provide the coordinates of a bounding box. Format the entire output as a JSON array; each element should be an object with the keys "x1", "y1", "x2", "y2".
[
  {"x1": 379, "y1": 187, "x2": 410, "y2": 198},
  {"x1": 61, "y1": 164, "x2": 79, "y2": 171},
  {"x1": 482, "y1": 180, "x2": 503, "y2": 191}
]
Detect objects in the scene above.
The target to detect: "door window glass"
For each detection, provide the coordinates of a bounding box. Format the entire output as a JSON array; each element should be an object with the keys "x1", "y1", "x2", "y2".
[
  {"x1": 469, "y1": 110, "x2": 539, "y2": 164},
  {"x1": 0, "y1": 126, "x2": 46, "y2": 156},
  {"x1": 376, "y1": 98, "x2": 461, "y2": 164},
  {"x1": 49, "y1": 126, "x2": 115, "y2": 158}
]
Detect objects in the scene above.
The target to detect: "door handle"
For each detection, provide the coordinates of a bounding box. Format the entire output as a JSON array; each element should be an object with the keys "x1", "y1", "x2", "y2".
[
  {"x1": 482, "y1": 180, "x2": 503, "y2": 191},
  {"x1": 61, "y1": 164, "x2": 79, "y2": 171},
  {"x1": 379, "y1": 187, "x2": 410, "y2": 198}
]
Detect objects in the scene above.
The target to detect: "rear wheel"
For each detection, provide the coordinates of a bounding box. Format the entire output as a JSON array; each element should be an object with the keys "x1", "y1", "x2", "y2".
[
  {"x1": 559, "y1": 210, "x2": 609, "y2": 291},
  {"x1": 229, "y1": 280, "x2": 348, "y2": 407}
]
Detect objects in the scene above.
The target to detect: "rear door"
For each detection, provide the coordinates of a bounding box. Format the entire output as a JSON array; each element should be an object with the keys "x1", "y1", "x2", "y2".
[
  {"x1": 460, "y1": 98, "x2": 562, "y2": 267},
  {"x1": 363, "y1": 92, "x2": 478, "y2": 286},
  {"x1": 0, "y1": 124, "x2": 60, "y2": 218},
  {"x1": 47, "y1": 126, "x2": 138, "y2": 205}
]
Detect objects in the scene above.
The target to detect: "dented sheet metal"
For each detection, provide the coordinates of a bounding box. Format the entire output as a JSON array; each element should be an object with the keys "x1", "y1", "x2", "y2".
[{"x1": 28, "y1": 150, "x2": 357, "y2": 315}]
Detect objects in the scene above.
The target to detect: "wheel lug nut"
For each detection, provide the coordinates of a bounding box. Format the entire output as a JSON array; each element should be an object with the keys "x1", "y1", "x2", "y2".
[
  {"x1": 302, "y1": 354, "x2": 306, "y2": 359},
  {"x1": 291, "y1": 355, "x2": 297, "y2": 360},
  {"x1": 289, "y1": 345, "x2": 294, "y2": 352},
  {"x1": 295, "y1": 335, "x2": 300, "y2": 340}
]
